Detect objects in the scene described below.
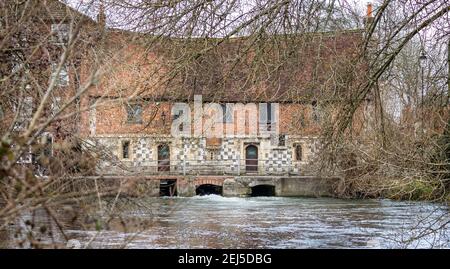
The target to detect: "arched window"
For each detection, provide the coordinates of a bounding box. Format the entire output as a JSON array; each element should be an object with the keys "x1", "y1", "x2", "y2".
[
  {"x1": 245, "y1": 145, "x2": 258, "y2": 172},
  {"x1": 294, "y1": 144, "x2": 302, "y2": 161}
]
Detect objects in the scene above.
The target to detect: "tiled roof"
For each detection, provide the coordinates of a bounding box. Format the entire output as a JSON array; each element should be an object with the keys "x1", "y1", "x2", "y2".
[
  {"x1": 38, "y1": 0, "x2": 95, "y2": 23},
  {"x1": 94, "y1": 30, "x2": 366, "y2": 103}
]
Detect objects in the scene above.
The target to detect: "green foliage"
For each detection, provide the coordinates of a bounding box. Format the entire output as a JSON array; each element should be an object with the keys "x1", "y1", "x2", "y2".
[
  {"x1": 0, "y1": 138, "x2": 13, "y2": 161},
  {"x1": 387, "y1": 179, "x2": 438, "y2": 201},
  {"x1": 406, "y1": 180, "x2": 436, "y2": 200},
  {"x1": 95, "y1": 219, "x2": 103, "y2": 231}
]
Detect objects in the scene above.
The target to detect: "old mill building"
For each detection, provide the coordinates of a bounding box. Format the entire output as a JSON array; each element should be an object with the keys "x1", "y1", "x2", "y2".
[{"x1": 7, "y1": 0, "x2": 374, "y2": 197}]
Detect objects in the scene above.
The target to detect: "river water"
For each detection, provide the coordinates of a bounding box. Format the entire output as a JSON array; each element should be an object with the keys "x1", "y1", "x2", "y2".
[{"x1": 1, "y1": 196, "x2": 449, "y2": 248}]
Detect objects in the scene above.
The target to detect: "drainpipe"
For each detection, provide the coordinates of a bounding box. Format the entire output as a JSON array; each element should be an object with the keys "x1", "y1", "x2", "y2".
[
  {"x1": 447, "y1": 39, "x2": 449, "y2": 106},
  {"x1": 364, "y1": 3, "x2": 374, "y2": 29},
  {"x1": 237, "y1": 154, "x2": 240, "y2": 176}
]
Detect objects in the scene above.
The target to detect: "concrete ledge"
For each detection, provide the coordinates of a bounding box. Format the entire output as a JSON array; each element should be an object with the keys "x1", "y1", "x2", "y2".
[
  {"x1": 225, "y1": 176, "x2": 341, "y2": 197},
  {"x1": 75, "y1": 175, "x2": 342, "y2": 197},
  {"x1": 279, "y1": 177, "x2": 341, "y2": 197}
]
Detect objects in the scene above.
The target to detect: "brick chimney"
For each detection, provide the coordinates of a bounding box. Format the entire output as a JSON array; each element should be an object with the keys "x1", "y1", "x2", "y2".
[
  {"x1": 97, "y1": 1, "x2": 106, "y2": 29},
  {"x1": 364, "y1": 2, "x2": 374, "y2": 28}
]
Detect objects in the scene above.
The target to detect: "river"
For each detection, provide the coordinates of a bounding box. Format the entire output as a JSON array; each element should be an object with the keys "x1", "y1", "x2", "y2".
[{"x1": 1, "y1": 196, "x2": 449, "y2": 248}]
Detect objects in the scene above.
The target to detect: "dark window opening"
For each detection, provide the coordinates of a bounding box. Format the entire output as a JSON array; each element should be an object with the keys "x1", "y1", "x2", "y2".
[
  {"x1": 157, "y1": 144, "x2": 170, "y2": 171},
  {"x1": 173, "y1": 110, "x2": 184, "y2": 131},
  {"x1": 295, "y1": 144, "x2": 303, "y2": 161},
  {"x1": 126, "y1": 104, "x2": 142, "y2": 123},
  {"x1": 196, "y1": 184, "x2": 223, "y2": 196},
  {"x1": 245, "y1": 145, "x2": 258, "y2": 172},
  {"x1": 312, "y1": 101, "x2": 320, "y2": 123},
  {"x1": 251, "y1": 185, "x2": 275, "y2": 197},
  {"x1": 313, "y1": 112, "x2": 319, "y2": 122},
  {"x1": 173, "y1": 110, "x2": 182, "y2": 120},
  {"x1": 160, "y1": 179, "x2": 177, "y2": 197},
  {"x1": 267, "y1": 103, "x2": 272, "y2": 131},
  {"x1": 173, "y1": 110, "x2": 181, "y2": 120},
  {"x1": 278, "y1": 134, "x2": 286, "y2": 146},
  {"x1": 206, "y1": 150, "x2": 218, "y2": 161},
  {"x1": 43, "y1": 135, "x2": 53, "y2": 157},
  {"x1": 122, "y1": 141, "x2": 130, "y2": 159},
  {"x1": 299, "y1": 113, "x2": 306, "y2": 127}
]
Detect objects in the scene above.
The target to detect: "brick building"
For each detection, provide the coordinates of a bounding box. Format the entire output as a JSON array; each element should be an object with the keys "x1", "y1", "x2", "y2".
[
  {"x1": 78, "y1": 23, "x2": 368, "y2": 177},
  {"x1": 4, "y1": 1, "x2": 373, "y2": 195},
  {"x1": 1, "y1": 0, "x2": 104, "y2": 172}
]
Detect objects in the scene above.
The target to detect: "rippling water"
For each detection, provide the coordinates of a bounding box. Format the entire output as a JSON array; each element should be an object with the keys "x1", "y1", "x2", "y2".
[{"x1": 2, "y1": 196, "x2": 449, "y2": 248}]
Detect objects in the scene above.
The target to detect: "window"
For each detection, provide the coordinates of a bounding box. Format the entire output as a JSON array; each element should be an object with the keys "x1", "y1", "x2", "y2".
[
  {"x1": 267, "y1": 103, "x2": 272, "y2": 131},
  {"x1": 294, "y1": 144, "x2": 302, "y2": 161},
  {"x1": 43, "y1": 134, "x2": 53, "y2": 157},
  {"x1": 122, "y1": 141, "x2": 130, "y2": 159},
  {"x1": 271, "y1": 134, "x2": 286, "y2": 147},
  {"x1": 51, "y1": 24, "x2": 69, "y2": 44},
  {"x1": 220, "y1": 104, "x2": 233, "y2": 123},
  {"x1": 14, "y1": 97, "x2": 33, "y2": 130},
  {"x1": 157, "y1": 144, "x2": 170, "y2": 171},
  {"x1": 22, "y1": 96, "x2": 33, "y2": 119},
  {"x1": 51, "y1": 64, "x2": 69, "y2": 87},
  {"x1": 259, "y1": 103, "x2": 274, "y2": 132},
  {"x1": 17, "y1": 146, "x2": 32, "y2": 164},
  {"x1": 278, "y1": 134, "x2": 286, "y2": 146},
  {"x1": 173, "y1": 110, "x2": 183, "y2": 131},
  {"x1": 51, "y1": 97, "x2": 61, "y2": 116},
  {"x1": 206, "y1": 149, "x2": 218, "y2": 161},
  {"x1": 312, "y1": 101, "x2": 320, "y2": 123},
  {"x1": 299, "y1": 112, "x2": 306, "y2": 127},
  {"x1": 126, "y1": 104, "x2": 142, "y2": 123},
  {"x1": 173, "y1": 110, "x2": 182, "y2": 120}
]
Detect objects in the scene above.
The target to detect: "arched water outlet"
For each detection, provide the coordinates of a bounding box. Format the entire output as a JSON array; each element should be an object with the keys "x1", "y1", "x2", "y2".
[
  {"x1": 160, "y1": 179, "x2": 177, "y2": 197},
  {"x1": 250, "y1": 185, "x2": 275, "y2": 197},
  {"x1": 196, "y1": 184, "x2": 223, "y2": 196}
]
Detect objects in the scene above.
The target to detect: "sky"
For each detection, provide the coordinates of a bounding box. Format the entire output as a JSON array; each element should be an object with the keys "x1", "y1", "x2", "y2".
[{"x1": 64, "y1": 0, "x2": 373, "y2": 30}]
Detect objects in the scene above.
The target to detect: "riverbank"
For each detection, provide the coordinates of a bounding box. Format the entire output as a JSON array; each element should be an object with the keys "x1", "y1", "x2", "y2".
[{"x1": 336, "y1": 176, "x2": 450, "y2": 203}]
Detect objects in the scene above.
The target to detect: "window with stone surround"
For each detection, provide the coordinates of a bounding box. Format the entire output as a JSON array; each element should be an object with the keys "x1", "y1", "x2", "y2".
[
  {"x1": 17, "y1": 145, "x2": 32, "y2": 164},
  {"x1": 51, "y1": 64, "x2": 69, "y2": 87},
  {"x1": 278, "y1": 134, "x2": 286, "y2": 146},
  {"x1": 220, "y1": 104, "x2": 233, "y2": 123},
  {"x1": 294, "y1": 144, "x2": 303, "y2": 161},
  {"x1": 312, "y1": 100, "x2": 320, "y2": 123},
  {"x1": 126, "y1": 103, "x2": 143, "y2": 124},
  {"x1": 51, "y1": 23, "x2": 69, "y2": 44},
  {"x1": 206, "y1": 149, "x2": 219, "y2": 161},
  {"x1": 173, "y1": 109, "x2": 183, "y2": 131},
  {"x1": 271, "y1": 134, "x2": 286, "y2": 147},
  {"x1": 121, "y1": 140, "x2": 130, "y2": 159},
  {"x1": 14, "y1": 96, "x2": 33, "y2": 130},
  {"x1": 42, "y1": 133, "x2": 53, "y2": 158},
  {"x1": 299, "y1": 112, "x2": 306, "y2": 127},
  {"x1": 51, "y1": 97, "x2": 61, "y2": 116}
]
